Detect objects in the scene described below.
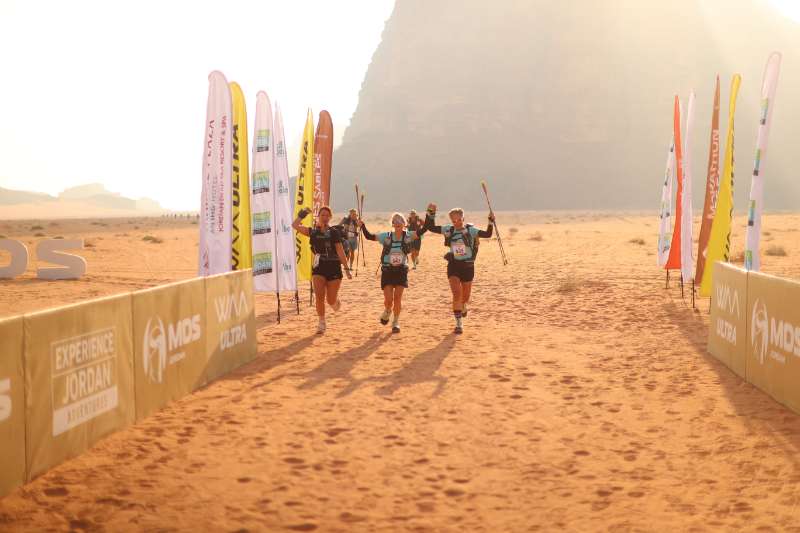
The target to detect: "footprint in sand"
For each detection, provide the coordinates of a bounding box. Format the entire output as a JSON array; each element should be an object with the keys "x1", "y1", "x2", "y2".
[
  {"x1": 285, "y1": 524, "x2": 317, "y2": 531},
  {"x1": 339, "y1": 512, "x2": 367, "y2": 523}
]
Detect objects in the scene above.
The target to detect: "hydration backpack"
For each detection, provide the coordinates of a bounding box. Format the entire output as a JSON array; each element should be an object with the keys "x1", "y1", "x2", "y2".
[{"x1": 444, "y1": 224, "x2": 479, "y2": 260}]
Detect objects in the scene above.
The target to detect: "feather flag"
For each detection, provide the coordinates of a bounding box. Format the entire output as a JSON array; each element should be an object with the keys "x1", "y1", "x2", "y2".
[
  {"x1": 699, "y1": 74, "x2": 741, "y2": 297},
  {"x1": 199, "y1": 71, "x2": 233, "y2": 276},
  {"x1": 744, "y1": 52, "x2": 782, "y2": 271}
]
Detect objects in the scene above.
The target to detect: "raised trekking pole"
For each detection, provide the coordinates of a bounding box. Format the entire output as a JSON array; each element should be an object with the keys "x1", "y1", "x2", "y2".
[
  {"x1": 480, "y1": 180, "x2": 509, "y2": 265},
  {"x1": 355, "y1": 184, "x2": 362, "y2": 276},
  {"x1": 360, "y1": 191, "x2": 367, "y2": 268}
]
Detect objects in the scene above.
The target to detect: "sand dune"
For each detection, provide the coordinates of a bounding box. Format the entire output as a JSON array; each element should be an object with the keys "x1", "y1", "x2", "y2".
[{"x1": 2, "y1": 212, "x2": 800, "y2": 531}]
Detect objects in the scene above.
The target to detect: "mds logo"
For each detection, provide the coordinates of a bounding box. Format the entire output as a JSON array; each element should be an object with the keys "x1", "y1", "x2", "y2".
[
  {"x1": 750, "y1": 299, "x2": 800, "y2": 365},
  {"x1": 143, "y1": 315, "x2": 201, "y2": 383},
  {"x1": 0, "y1": 378, "x2": 10, "y2": 422}
]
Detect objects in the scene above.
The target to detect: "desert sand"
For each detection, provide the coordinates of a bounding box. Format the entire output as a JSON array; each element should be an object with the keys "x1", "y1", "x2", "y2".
[{"x1": 2, "y1": 211, "x2": 800, "y2": 531}]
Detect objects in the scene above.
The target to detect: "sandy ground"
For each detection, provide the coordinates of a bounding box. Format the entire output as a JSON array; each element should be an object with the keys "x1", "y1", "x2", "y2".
[{"x1": 2, "y1": 212, "x2": 800, "y2": 531}]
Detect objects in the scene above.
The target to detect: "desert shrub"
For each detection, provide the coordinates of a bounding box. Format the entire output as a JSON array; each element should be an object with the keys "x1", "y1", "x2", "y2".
[
  {"x1": 629, "y1": 238, "x2": 646, "y2": 245},
  {"x1": 142, "y1": 235, "x2": 163, "y2": 244},
  {"x1": 556, "y1": 275, "x2": 581, "y2": 294},
  {"x1": 765, "y1": 245, "x2": 787, "y2": 257}
]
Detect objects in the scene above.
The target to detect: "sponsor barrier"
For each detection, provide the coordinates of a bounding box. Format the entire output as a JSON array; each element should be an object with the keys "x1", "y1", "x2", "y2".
[
  {"x1": 708, "y1": 262, "x2": 800, "y2": 415},
  {"x1": 133, "y1": 278, "x2": 207, "y2": 420},
  {"x1": 707, "y1": 262, "x2": 748, "y2": 378},
  {"x1": 0, "y1": 270, "x2": 257, "y2": 493},
  {"x1": 745, "y1": 271, "x2": 800, "y2": 410},
  {"x1": 24, "y1": 293, "x2": 135, "y2": 480},
  {"x1": 0, "y1": 316, "x2": 26, "y2": 497},
  {"x1": 205, "y1": 269, "x2": 258, "y2": 382}
]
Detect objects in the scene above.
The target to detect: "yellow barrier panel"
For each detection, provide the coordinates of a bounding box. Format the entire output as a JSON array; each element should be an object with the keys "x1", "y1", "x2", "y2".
[
  {"x1": 0, "y1": 315, "x2": 26, "y2": 496},
  {"x1": 205, "y1": 269, "x2": 257, "y2": 382},
  {"x1": 745, "y1": 271, "x2": 800, "y2": 411},
  {"x1": 707, "y1": 262, "x2": 748, "y2": 378},
  {"x1": 24, "y1": 293, "x2": 135, "y2": 480},
  {"x1": 132, "y1": 278, "x2": 207, "y2": 420}
]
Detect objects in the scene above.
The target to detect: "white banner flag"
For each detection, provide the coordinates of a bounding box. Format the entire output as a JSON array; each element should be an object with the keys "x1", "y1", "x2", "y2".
[
  {"x1": 274, "y1": 104, "x2": 297, "y2": 292},
  {"x1": 745, "y1": 52, "x2": 782, "y2": 272},
  {"x1": 657, "y1": 137, "x2": 675, "y2": 267},
  {"x1": 251, "y1": 91, "x2": 277, "y2": 292},
  {"x1": 680, "y1": 91, "x2": 695, "y2": 283},
  {"x1": 199, "y1": 71, "x2": 233, "y2": 276}
]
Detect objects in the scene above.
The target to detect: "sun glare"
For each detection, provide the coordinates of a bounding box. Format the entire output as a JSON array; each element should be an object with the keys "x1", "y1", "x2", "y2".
[{"x1": 770, "y1": 0, "x2": 800, "y2": 22}]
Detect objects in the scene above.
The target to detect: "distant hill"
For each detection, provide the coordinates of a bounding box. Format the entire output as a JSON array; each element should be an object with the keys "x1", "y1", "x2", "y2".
[
  {"x1": 332, "y1": 0, "x2": 800, "y2": 211},
  {"x1": 0, "y1": 187, "x2": 56, "y2": 205},
  {"x1": 0, "y1": 183, "x2": 167, "y2": 219}
]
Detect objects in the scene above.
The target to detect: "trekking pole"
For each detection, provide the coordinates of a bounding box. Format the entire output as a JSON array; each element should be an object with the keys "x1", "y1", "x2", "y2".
[
  {"x1": 360, "y1": 192, "x2": 367, "y2": 267},
  {"x1": 480, "y1": 180, "x2": 509, "y2": 265},
  {"x1": 355, "y1": 184, "x2": 361, "y2": 277}
]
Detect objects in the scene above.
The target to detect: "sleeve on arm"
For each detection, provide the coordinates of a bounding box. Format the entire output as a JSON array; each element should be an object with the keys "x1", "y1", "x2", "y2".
[
  {"x1": 477, "y1": 224, "x2": 493, "y2": 238},
  {"x1": 361, "y1": 223, "x2": 377, "y2": 241},
  {"x1": 424, "y1": 214, "x2": 442, "y2": 234}
]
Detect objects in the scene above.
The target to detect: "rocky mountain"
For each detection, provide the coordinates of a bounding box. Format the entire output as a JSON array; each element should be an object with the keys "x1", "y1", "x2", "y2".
[{"x1": 332, "y1": 0, "x2": 800, "y2": 212}]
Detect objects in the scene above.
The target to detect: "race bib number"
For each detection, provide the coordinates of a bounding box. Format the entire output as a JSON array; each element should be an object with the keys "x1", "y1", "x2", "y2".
[
  {"x1": 389, "y1": 251, "x2": 404, "y2": 266},
  {"x1": 451, "y1": 242, "x2": 468, "y2": 259}
]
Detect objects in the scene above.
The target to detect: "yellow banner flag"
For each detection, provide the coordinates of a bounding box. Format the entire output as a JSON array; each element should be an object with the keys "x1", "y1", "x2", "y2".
[
  {"x1": 294, "y1": 109, "x2": 315, "y2": 281},
  {"x1": 700, "y1": 74, "x2": 741, "y2": 297},
  {"x1": 230, "y1": 82, "x2": 252, "y2": 270}
]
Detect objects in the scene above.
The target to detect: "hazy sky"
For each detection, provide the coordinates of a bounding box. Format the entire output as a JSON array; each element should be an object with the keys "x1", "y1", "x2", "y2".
[
  {"x1": 0, "y1": 0, "x2": 395, "y2": 210},
  {"x1": 769, "y1": 0, "x2": 800, "y2": 22}
]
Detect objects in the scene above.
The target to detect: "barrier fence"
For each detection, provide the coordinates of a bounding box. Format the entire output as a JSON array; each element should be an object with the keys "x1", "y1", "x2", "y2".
[
  {"x1": 708, "y1": 262, "x2": 800, "y2": 413},
  {"x1": 0, "y1": 269, "x2": 257, "y2": 497}
]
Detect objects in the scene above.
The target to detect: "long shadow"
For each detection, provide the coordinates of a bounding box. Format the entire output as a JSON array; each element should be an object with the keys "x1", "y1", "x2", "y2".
[
  {"x1": 372, "y1": 335, "x2": 454, "y2": 398},
  {"x1": 335, "y1": 335, "x2": 455, "y2": 399},
  {"x1": 297, "y1": 332, "x2": 390, "y2": 393},
  {"x1": 661, "y1": 293, "x2": 800, "y2": 466},
  {"x1": 216, "y1": 333, "x2": 319, "y2": 389}
]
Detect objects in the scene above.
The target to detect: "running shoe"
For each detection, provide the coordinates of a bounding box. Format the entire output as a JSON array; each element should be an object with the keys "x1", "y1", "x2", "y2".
[
  {"x1": 317, "y1": 320, "x2": 326, "y2": 334},
  {"x1": 392, "y1": 325, "x2": 400, "y2": 334},
  {"x1": 462, "y1": 303, "x2": 468, "y2": 318},
  {"x1": 332, "y1": 299, "x2": 341, "y2": 312},
  {"x1": 454, "y1": 325, "x2": 463, "y2": 335},
  {"x1": 380, "y1": 309, "x2": 391, "y2": 325}
]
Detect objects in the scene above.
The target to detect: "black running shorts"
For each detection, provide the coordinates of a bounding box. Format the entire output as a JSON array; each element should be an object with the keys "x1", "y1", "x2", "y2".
[
  {"x1": 447, "y1": 259, "x2": 475, "y2": 283},
  {"x1": 313, "y1": 260, "x2": 343, "y2": 281},
  {"x1": 381, "y1": 266, "x2": 408, "y2": 289}
]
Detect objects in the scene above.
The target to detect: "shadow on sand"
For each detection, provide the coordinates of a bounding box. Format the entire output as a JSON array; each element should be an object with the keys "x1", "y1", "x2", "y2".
[{"x1": 324, "y1": 335, "x2": 456, "y2": 399}]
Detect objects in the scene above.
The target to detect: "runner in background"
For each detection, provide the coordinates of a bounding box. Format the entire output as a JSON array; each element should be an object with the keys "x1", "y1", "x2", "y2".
[
  {"x1": 339, "y1": 208, "x2": 360, "y2": 271},
  {"x1": 407, "y1": 209, "x2": 424, "y2": 269}
]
